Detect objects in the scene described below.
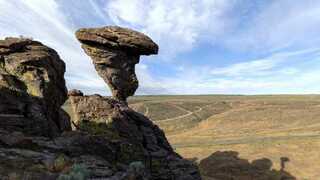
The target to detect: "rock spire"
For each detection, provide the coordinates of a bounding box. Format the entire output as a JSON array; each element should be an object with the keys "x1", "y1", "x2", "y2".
[{"x1": 75, "y1": 26, "x2": 158, "y2": 102}]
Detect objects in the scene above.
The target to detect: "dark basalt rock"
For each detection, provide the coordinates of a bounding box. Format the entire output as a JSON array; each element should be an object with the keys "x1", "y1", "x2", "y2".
[
  {"x1": 75, "y1": 26, "x2": 158, "y2": 102},
  {"x1": 67, "y1": 92, "x2": 201, "y2": 179},
  {"x1": 0, "y1": 93, "x2": 201, "y2": 179},
  {"x1": 0, "y1": 37, "x2": 71, "y2": 137}
]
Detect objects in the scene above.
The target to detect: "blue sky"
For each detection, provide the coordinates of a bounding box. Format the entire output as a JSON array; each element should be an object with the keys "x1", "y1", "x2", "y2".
[{"x1": 0, "y1": 0, "x2": 320, "y2": 95}]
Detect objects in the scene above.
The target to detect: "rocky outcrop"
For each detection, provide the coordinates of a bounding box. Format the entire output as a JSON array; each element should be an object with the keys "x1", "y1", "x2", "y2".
[
  {"x1": 0, "y1": 37, "x2": 71, "y2": 137},
  {"x1": 75, "y1": 26, "x2": 158, "y2": 102},
  {"x1": 0, "y1": 87, "x2": 200, "y2": 179},
  {"x1": 71, "y1": 26, "x2": 201, "y2": 179},
  {"x1": 0, "y1": 29, "x2": 200, "y2": 179},
  {"x1": 0, "y1": 33, "x2": 201, "y2": 180},
  {"x1": 68, "y1": 91, "x2": 201, "y2": 179}
]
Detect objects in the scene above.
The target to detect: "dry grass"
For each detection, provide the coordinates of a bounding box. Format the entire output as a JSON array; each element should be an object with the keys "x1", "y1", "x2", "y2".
[{"x1": 130, "y1": 95, "x2": 320, "y2": 180}]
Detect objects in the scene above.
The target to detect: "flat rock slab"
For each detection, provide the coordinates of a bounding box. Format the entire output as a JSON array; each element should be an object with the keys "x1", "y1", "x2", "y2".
[{"x1": 76, "y1": 26, "x2": 158, "y2": 55}]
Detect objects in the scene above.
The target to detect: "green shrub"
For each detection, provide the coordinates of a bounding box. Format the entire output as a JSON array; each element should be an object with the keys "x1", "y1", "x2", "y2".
[{"x1": 57, "y1": 164, "x2": 90, "y2": 180}]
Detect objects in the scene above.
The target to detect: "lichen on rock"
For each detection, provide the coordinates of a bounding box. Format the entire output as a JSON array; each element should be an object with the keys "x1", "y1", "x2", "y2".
[{"x1": 0, "y1": 37, "x2": 71, "y2": 137}]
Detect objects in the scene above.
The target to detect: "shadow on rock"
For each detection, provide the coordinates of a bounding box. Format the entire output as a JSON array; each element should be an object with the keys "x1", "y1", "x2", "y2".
[
  {"x1": 199, "y1": 151, "x2": 296, "y2": 180},
  {"x1": 0, "y1": 87, "x2": 71, "y2": 137}
]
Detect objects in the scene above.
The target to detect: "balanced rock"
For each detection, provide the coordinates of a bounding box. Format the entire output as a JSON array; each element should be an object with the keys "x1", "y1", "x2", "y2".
[
  {"x1": 72, "y1": 26, "x2": 201, "y2": 179},
  {"x1": 75, "y1": 26, "x2": 158, "y2": 102},
  {"x1": 0, "y1": 37, "x2": 71, "y2": 137}
]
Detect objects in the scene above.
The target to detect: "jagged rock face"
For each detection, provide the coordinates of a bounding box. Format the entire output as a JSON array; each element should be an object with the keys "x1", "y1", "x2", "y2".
[
  {"x1": 0, "y1": 37, "x2": 71, "y2": 137},
  {"x1": 68, "y1": 92, "x2": 201, "y2": 180},
  {"x1": 75, "y1": 26, "x2": 158, "y2": 102}
]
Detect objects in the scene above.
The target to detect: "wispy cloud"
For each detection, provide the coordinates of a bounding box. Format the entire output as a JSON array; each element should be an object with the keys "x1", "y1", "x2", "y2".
[
  {"x1": 210, "y1": 48, "x2": 320, "y2": 77},
  {"x1": 137, "y1": 48, "x2": 320, "y2": 94}
]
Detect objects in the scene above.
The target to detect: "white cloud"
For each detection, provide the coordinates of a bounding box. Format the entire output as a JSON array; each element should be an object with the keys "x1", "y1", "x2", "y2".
[
  {"x1": 106, "y1": 0, "x2": 236, "y2": 58},
  {"x1": 225, "y1": 0, "x2": 320, "y2": 52},
  {"x1": 105, "y1": 0, "x2": 320, "y2": 56},
  {"x1": 210, "y1": 48, "x2": 320, "y2": 77},
  {"x1": 0, "y1": 0, "x2": 108, "y2": 95}
]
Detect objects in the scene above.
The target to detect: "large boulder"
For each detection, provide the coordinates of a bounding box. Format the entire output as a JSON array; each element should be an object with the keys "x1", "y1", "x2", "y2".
[
  {"x1": 68, "y1": 91, "x2": 201, "y2": 179},
  {"x1": 75, "y1": 26, "x2": 158, "y2": 102},
  {"x1": 0, "y1": 37, "x2": 71, "y2": 137}
]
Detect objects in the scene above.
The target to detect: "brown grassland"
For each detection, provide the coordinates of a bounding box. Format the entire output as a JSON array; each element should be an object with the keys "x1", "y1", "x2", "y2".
[{"x1": 128, "y1": 95, "x2": 320, "y2": 180}]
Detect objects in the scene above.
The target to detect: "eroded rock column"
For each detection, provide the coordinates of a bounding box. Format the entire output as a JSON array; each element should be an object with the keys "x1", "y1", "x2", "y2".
[{"x1": 75, "y1": 26, "x2": 158, "y2": 102}]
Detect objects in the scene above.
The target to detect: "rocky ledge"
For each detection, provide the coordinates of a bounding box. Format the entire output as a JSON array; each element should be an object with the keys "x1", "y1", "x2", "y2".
[{"x1": 0, "y1": 27, "x2": 201, "y2": 180}]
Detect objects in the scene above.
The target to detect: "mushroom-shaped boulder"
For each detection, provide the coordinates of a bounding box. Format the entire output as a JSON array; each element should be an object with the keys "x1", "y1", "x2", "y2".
[{"x1": 75, "y1": 26, "x2": 158, "y2": 102}]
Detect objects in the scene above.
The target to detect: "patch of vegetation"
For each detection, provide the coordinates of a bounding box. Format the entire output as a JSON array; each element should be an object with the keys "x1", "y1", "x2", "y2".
[
  {"x1": 78, "y1": 120, "x2": 121, "y2": 139},
  {"x1": 57, "y1": 164, "x2": 90, "y2": 180}
]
